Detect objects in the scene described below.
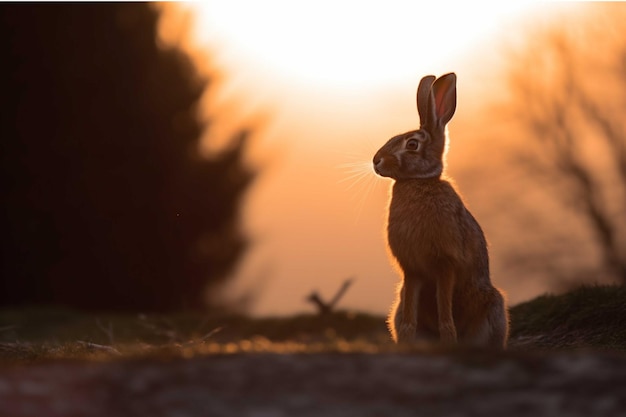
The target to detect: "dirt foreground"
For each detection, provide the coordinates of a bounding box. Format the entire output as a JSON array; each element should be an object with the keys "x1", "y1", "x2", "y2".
[{"x1": 1, "y1": 350, "x2": 625, "y2": 417}]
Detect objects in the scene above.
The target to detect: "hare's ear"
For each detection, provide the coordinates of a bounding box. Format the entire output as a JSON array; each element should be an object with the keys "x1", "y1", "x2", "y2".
[
  {"x1": 416, "y1": 75, "x2": 436, "y2": 128},
  {"x1": 430, "y1": 73, "x2": 457, "y2": 127}
]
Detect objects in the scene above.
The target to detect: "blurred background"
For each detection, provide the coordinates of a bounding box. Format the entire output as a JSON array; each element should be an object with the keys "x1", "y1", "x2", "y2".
[{"x1": 1, "y1": 2, "x2": 625, "y2": 316}]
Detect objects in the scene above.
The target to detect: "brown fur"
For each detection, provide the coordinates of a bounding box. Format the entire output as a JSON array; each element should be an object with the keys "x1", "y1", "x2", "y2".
[{"x1": 373, "y1": 73, "x2": 509, "y2": 348}]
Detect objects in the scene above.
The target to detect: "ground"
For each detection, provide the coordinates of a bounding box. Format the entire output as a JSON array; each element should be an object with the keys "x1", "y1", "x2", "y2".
[{"x1": 1, "y1": 285, "x2": 625, "y2": 416}]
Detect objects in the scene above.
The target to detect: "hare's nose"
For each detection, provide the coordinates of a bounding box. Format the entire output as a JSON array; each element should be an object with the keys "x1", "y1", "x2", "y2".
[
  {"x1": 373, "y1": 154, "x2": 384, "y2": 174},
  {"x1": 373, "y1": 154, "x2": 382, "y2": 166}
]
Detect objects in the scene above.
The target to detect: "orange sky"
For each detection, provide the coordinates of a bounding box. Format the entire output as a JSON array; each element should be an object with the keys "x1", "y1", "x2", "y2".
[{"x1": 159, "y1": 2, "x2": 586, "y2": 315}]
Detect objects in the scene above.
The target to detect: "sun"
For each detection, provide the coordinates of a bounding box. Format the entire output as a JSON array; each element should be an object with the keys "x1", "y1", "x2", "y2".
[{"x1": 183, "y1": 1, "x2": 541, "y2": 88}]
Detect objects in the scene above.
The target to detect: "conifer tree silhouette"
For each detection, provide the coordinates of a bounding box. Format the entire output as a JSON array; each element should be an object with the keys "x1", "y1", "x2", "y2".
[{"x1": 0, "y1": 4, "x2": 254, "y2": 311}]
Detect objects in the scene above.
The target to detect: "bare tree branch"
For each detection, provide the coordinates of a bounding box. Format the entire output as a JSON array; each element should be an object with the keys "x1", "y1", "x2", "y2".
[{"x1": 504, "y1": 5, "x2": 626, "y2": 284}]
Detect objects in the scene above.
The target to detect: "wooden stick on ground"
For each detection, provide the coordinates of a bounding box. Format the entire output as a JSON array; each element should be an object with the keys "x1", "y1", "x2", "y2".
[{"x1": 306, "y1": 278, "x2": 354, "y2": 315}]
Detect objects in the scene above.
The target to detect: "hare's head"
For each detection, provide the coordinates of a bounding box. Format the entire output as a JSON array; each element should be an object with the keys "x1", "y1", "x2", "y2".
[{"x1": 373, "y1": 73, "x2": 457, "y2": 180}]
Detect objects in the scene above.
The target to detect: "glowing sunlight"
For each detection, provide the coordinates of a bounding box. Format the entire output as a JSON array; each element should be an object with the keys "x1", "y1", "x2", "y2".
[
  {"x1": 160, "y1": 2, "x2": 581, "y2": 316},
  {"x1": 187, "y1": 1, "x2": 539, "y2": 87}
]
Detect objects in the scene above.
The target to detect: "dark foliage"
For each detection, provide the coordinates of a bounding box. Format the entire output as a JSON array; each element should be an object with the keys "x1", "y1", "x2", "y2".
[{"x1": 0, "y1": 4, "x2": 254, "y2": 311}]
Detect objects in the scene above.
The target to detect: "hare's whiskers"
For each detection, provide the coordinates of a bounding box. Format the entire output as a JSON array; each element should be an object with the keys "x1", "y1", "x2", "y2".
[
  {"x1": 336, "y1": 157, "x2": 383, "y2": 224},
  {"x1": 353, "y1": 166, "x2": 382, "y2": 224},
  {"x1": 337, "y1": 164, "x2": 371, "y2": 183}
]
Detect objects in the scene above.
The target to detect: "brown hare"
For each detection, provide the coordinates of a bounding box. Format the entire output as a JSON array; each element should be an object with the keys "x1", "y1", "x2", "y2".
[{"x1": 373, "y1": 73, "x2": 508, "y2": 348}]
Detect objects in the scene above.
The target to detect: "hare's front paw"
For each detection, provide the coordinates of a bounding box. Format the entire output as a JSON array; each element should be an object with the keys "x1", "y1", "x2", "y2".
[
  {"x1": 396, "y1": 323, "x2": 416, "y2": 343},
  {"x1": 439, "y1": 323, "x2": 458, "y2": 345}
]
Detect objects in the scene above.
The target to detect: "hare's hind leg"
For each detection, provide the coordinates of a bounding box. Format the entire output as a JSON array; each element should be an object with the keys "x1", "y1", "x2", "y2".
[
  {"x1": 487, "y1": 289, "x2": 509, "y2": 348},
  {"x1": 463, "y1": 289, "x2": 509, "y2": 348}
]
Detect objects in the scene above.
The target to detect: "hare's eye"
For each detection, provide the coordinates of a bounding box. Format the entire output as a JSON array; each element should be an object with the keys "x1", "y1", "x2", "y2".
[{"x1": 405, "y1": 139, "x2": 419, "y2": 151}]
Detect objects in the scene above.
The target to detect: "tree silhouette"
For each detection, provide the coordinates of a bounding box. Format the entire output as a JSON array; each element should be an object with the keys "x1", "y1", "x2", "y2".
[
  {"x1": 0, "y1": 4, "x2": 255, "y2": 311},
  {"x1": 503, "y1": 4, "x2": 626, "y2": 285}
]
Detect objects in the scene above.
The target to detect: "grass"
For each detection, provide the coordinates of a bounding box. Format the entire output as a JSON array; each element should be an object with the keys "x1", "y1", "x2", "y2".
[
  {"x1": 1, "y1": 284, "x2": 625, "y2": 365},
  {"x1": 0, "y1": 309, "x2": 391, "y2": 365},
  {"x1": 508, "y1": 284, "x2": 626, "y2": 351}
]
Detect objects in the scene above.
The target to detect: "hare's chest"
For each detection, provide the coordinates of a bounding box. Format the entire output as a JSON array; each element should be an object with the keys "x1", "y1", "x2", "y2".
[
  {"x1": 387, "y1": 198, "x2": 439, "y2": 256},
  {"x1": 386, "y1": 191, "x2": 460, "y2": 268}
]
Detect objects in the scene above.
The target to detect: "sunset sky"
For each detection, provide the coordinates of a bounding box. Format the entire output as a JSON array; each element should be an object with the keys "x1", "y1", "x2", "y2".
[{"x1": 160, "y1": 2, "x2": 586, "y2": 315}]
